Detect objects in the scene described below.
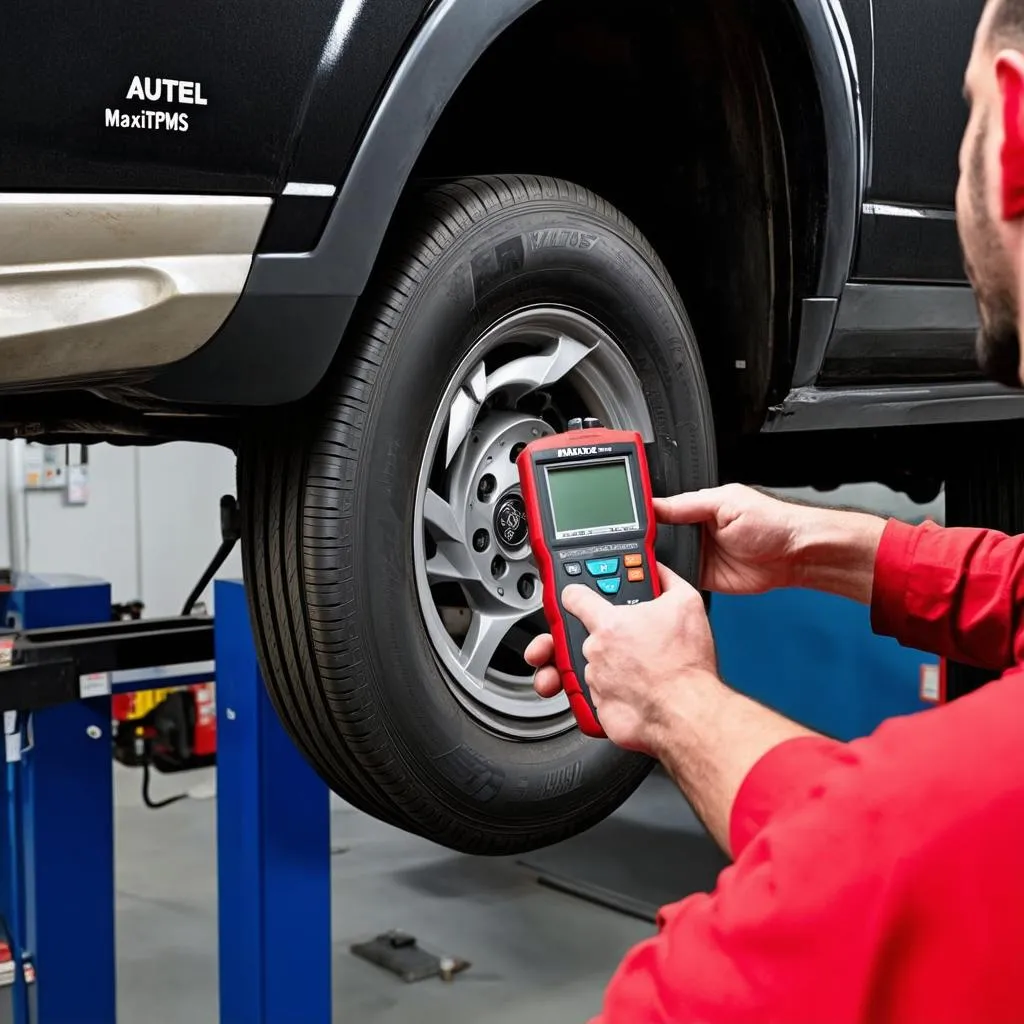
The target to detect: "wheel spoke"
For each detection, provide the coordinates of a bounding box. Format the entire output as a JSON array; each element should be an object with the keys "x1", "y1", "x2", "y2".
[
  {"x1": 423, "y1": 488, "x2": 464, "y2": 544},
  {"x1": 426, "y1": 542, "x2": 480, "y2": 586},
  {"x1": 444, "y1": 362, "x2": 487, "y2": 468},
  {"x1": 459, "y1": 609, "x2": 521, "y2": 679},
  {"x1": 424, "y1": 488, "x2": 482, "y2": 587},
  {"x1": 443, "y1": 337, "x2": 594, "y2": 468},
  {"x1": 484, "y1": 335, "x2": 595, "y2": 405}
]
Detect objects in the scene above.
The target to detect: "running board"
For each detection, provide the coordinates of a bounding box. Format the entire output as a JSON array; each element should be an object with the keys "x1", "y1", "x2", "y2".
[{"x1": 763, "y1": 381, "x2": 1024, "y2": 432}]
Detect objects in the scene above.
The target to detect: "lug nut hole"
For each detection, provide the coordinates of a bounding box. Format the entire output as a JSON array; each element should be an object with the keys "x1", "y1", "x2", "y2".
[
  {"x1": 473, "y1": 529, "x2": 490, "y2": 552},
  {"x1": 477, "y1": 475, "x2": 497, "y2": 501},
  {"x1": 490, "y1": 555, "x2": 507, "y2": 580},
  {"x1": 510, "y1": 442, "x2": 527, "y2": 463},
  {"x1": 517, "y1": 574, "x2": 536, "y2": 599}
]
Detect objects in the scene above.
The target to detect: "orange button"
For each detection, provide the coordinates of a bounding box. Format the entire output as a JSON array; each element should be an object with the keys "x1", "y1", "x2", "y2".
[
  {"x1": 624, "y1": 554, "x2": 643, "y2": 568},
  {"x1": 627, "y1": 567, "x2": 645, "y2": 583}
]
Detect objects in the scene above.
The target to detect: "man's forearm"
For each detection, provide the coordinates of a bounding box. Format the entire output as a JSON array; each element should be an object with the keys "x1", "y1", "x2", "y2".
[
  {"x1": 648, "y1": 671, "x2": 819, "y2": 856},
  {"x1": 789, "y1": 508, "x2": 887, "y2": 605}
]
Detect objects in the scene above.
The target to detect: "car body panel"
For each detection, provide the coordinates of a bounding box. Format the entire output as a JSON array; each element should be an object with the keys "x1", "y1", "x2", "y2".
[
  {"x1": 0, "y1": 0, "x2": 345, "y2": 193},
  {"x1": 0, "y1": 0, "x2": 1020, "y2": 429},
  {"x1": 850, "y1": 0, "x2": 975, "y2": 285}
]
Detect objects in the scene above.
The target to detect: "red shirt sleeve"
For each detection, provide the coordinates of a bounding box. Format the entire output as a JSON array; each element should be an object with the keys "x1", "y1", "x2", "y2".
[
  {"x1": 591, "y1": 519, "x2": 1024, "y2": 1023},
  {"x1": 871, "y1": 517, "x2": 1024, "y2": 670},
  {"x1": 591, "y1": 672, "x2": 1024, "y2": 1024}
]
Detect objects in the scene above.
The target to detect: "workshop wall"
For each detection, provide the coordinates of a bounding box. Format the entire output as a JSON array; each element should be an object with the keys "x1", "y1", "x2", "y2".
[{"x1": 0, "y1": 440, "x2": 242, "y2": 617}]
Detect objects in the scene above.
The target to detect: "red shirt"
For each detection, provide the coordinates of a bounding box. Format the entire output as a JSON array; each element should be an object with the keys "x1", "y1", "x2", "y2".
[{"x1": 593, "y1": 518, "x2": 1024, "y2": 1023}]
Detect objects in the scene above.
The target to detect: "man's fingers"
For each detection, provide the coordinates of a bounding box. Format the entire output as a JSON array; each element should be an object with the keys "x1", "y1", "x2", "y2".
[
  {"x1": 525, "y1": 633, "x2": 562, "y2": 697},
  {"x1": 653, "y1": 490, "x2": 726, "y2": 525},
  {"x1": 562, "y1": 583, "x2": 611, "y2": 629},
  {"x1": 524, "y1": 633, "x2": 555, "y2": 668},
  {"x1": 533, "y1": 666, "x2": 563, "y2": 699}
]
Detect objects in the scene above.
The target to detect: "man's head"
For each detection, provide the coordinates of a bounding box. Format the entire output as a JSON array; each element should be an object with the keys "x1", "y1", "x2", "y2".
[{"x1": 958, "y1": 0, "x2": 1024, "y2": 387}]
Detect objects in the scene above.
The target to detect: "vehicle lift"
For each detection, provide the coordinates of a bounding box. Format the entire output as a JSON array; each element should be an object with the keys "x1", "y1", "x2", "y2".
[{"x1": 0, "y1": 574, "x2": 331, "y2": 1024}]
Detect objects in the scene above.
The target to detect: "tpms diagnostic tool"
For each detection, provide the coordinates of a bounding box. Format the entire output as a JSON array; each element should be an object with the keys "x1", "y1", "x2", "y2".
[{"x1": 517, "y1": 419, "x2": 660, "y2": 737}]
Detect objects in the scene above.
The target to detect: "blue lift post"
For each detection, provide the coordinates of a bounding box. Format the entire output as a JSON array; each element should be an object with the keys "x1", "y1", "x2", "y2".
[
  {"x1": 6, "y1": 574, "x2": 115, "y2": 1024},
  {"x1": 711, "y1": 589, "x2": 940, "y2": 741},
  {"x1": 214, "y1": 579, "x2": 332, "y2": 1024},
  {"x1": 0, "y1": 574, "x2": 332, "y2": 1024}
]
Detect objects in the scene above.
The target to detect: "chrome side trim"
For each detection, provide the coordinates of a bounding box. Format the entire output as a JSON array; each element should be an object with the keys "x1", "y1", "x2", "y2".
[
  {"x1": 0, "y1": 194, "x2": 270, "y2": 385},
  {"x1": 282, "y1": 182, "x2": 337, "y2": 197}
]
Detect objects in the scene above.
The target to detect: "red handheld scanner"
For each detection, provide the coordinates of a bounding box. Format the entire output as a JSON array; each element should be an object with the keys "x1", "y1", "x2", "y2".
[{"x1": 516, "y1": 424, "x2": 660, "y2": 738}]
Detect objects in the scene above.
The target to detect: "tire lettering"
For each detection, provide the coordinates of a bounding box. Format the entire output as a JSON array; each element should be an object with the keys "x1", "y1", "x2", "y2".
[
  {"x1": 541, "y1": 760, "x2": 583, "y2": 798},
  {"x1": 527, "y1": 229, "x2": 598, "y2": 252}
]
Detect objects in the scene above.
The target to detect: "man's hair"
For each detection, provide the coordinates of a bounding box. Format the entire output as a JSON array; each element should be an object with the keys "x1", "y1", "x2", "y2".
[{"x1": 990, "y1": 0, "x2": 1024, "y2": 44}]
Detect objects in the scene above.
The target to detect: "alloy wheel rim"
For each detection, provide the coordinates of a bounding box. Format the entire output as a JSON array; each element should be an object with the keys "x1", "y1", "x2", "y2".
[{"x1": 412, "y1": 305, "x2": 654, "y2": 740}]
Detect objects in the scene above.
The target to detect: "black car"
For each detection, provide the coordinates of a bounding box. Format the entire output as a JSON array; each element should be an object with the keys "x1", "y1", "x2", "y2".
[{"x1": 0, "y1": 0, "x2": 999, "y2": 852}]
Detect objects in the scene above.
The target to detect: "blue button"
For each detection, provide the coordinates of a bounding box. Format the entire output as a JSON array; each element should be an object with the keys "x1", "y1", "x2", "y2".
[
  {"x1": 586, "y1": 558, "x2": 620, "y2": 577},
  {"x1": 597, "y1": 576, "x2": 621, "y2": 595}
]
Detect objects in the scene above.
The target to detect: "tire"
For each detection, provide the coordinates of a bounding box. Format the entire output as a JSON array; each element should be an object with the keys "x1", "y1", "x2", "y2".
[{"x1": 238, "y1": 174, "x2": 717, "y2": 854}]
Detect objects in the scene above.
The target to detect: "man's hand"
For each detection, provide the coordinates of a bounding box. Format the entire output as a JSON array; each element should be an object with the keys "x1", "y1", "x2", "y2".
[
  {"x1": 525, "y1": 563, "x2": 722, "y2": 756},
  {"x1": 655, "y1": 483, "x2": 887, "y2": 603},
  {"x1": 526, "y1": 559, "x2": 814, "y2": 851}
]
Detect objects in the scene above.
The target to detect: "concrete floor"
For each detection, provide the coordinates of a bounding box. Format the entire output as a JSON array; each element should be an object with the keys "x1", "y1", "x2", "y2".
[{"x1": 113, "y1": 764, "x2": 668, "y2": 1023}]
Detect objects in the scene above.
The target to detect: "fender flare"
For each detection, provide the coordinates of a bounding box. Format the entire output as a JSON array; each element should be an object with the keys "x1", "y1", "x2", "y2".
[
  {"x1": 246, "y1": 0, "x2": 546, "y2": 299},
  {"x1": 790, "y1": 0, "x2": 864, "y2": 299},
  {"x1": 248, "y1": 0, "x2": 863, "y2": 303}
]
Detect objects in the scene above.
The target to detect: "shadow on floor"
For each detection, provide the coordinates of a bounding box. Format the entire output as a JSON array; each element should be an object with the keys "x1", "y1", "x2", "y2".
[{"x1": 518, "y1": 770, "x2": 729, "y2": 922}]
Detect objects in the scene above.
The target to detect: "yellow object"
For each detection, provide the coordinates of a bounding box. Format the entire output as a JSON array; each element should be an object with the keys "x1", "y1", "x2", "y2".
[{"x1": 120, "y1": 687, "x2": 182, "y2": 720}]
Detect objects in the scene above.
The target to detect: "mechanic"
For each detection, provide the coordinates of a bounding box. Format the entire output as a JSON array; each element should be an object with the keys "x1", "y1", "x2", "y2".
[{"x1": 525, "y1": 1, "x2": 1024, "y2": 1020}]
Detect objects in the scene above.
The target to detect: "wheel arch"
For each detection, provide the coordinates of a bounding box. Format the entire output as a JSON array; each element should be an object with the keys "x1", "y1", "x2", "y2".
[
  {"x1": 148, "y1": 0, "x2": 861, "y2": 419},
  {"x1": 254, "y1": 0, "x2": 862, "y2": 302}
]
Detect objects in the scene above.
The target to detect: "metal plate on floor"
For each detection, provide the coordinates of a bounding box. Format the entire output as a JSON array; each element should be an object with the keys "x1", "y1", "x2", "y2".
[{"x1": 350, "y1": 930, "x2": 469, "y2": 983}]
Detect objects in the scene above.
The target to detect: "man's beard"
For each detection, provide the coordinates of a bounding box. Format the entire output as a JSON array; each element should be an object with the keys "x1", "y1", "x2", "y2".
[
  {"x1": 974, "y1": 291, "x2": 1023, "y2": 388},
  {"x1": 968, "y1": 120, "x2": 1024, "y2": 389}
]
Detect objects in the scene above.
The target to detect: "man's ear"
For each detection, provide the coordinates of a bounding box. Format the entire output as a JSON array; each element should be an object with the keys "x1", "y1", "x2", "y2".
[{"x1": 997, "y1": 51, "x2": 1024, "y2": 220}]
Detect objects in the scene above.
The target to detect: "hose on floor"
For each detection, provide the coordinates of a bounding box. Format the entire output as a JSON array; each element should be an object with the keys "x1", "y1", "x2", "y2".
[{"x1": 141, "y1": 762, "x2": 188, "y2": 810}]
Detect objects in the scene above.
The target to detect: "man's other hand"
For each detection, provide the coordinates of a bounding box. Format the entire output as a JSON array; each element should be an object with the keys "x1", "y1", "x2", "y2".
[
  {"x1": 653, "y1": 484, "x2": 809, "y2": 594},
  {"x1": 654, "y1": 483, "x2": 887, "y2": 603},
  {"x1": 524, "y1": 563, "x2": 719, "y2": 755}
]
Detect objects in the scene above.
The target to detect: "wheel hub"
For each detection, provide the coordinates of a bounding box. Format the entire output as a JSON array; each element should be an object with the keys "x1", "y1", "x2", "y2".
[{"x1": 494, "y1": 494, "x2": 528, "y2": 551}]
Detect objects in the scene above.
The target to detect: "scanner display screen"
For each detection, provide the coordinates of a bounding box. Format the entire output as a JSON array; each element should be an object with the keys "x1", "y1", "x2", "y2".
[{"x1": 545, "y1": 459, "x2": 639, "y2": 538}]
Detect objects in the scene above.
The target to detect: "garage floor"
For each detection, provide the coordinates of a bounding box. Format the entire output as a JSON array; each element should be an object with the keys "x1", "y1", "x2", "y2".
[{"x1": 114, "y1": 765, "x2": 717, "y2": 1023}]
